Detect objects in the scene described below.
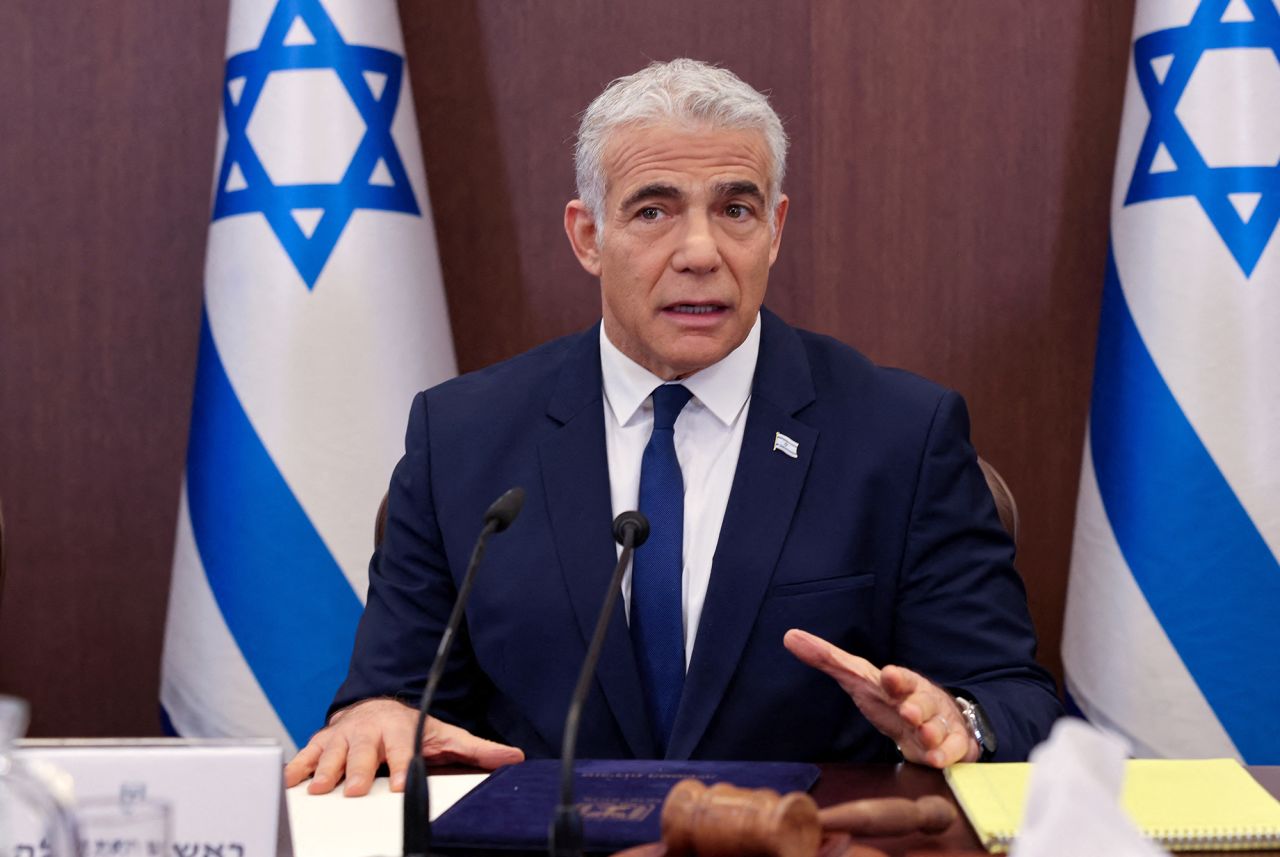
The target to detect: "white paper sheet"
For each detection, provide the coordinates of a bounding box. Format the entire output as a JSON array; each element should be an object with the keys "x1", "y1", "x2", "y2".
[{"x1": 285, "y1": 774, "x2": 488, "y2": 857}]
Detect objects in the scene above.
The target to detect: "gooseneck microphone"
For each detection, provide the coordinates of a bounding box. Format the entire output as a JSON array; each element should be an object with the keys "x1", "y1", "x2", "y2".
[
  {"x1": 403, "y1": 487, "x2": 525, "y2": 857},
  {"x1": 549, "y1": 511, "x2": 650, "y2": 857}
]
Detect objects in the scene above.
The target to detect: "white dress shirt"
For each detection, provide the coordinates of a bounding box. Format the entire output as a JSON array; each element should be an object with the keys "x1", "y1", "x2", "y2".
[{"x1": 600, "y1": 315, "x2": 760, "y2": 668}]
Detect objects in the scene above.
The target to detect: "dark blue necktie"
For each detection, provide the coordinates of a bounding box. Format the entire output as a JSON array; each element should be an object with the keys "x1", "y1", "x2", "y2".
[{"x1": 631, "y1": 383, "x2": 692, "y2": 753}]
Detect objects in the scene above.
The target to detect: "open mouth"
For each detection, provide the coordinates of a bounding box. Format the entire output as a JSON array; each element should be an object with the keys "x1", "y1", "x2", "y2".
[{"x1": 666, "y1": 304, "x2": 727, "y2": 315}]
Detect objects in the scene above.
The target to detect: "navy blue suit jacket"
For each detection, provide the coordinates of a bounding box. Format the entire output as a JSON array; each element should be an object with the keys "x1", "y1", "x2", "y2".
[{"x1": 332, "y1": 309, "x2": 1061, "y2": 761}]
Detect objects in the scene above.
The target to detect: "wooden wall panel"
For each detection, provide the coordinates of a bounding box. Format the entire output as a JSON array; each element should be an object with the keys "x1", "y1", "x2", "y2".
[
  {"x1": 0, "y1": 0, "x2": 1133, "y2": 737},
  {"x1": 802, "y1": 1, "x2": 1134, "y2": 693},
  {"x1": 0, "y1": 2, "x2": 226, "y2": 735}
]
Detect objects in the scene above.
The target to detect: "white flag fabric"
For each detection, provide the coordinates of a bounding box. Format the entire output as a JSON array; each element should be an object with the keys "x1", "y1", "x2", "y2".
[
  {"x1": 1063, "y1": 0, "x2": 1280, "y2": 763},
  {"x1": 161, "y1": 0, "x2": 455, "y2": 753}
]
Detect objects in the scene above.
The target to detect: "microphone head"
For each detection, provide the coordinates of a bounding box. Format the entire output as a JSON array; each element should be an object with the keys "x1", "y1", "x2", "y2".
[
  {"x1": 612, "y1": 511, "x2": 649, "y2": 547},
  {"x1": 484, "y1": 487, "x2": 525, "y2": 532}
]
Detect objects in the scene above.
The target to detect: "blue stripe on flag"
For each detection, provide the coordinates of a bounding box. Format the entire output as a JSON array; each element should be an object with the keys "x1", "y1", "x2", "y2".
[
  {"x1": 186, "y1": 310, "x2": 364, "y2": 748},
  {"x1": 1090, "y1": 244, "x2": 1280, "y2": 763}
]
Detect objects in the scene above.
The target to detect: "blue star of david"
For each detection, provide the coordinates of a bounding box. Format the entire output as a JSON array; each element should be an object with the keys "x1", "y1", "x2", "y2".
[
  {"x1": 1126, "y1": 0, "x2": 1280, "y2": 277},
  {"x1": 212, "y1": 0, "x2": 419, "y2": 289}
]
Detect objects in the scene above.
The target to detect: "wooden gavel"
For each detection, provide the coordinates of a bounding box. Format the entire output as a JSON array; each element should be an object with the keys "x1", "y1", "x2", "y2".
[{"x1": 648, "y1": 778, "x2": 957, "y2": 857}]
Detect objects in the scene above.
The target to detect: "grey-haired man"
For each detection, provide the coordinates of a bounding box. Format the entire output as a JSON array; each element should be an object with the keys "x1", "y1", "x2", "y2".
[{"x1": 286, "y1": 59, "x2": 1060, "y2": 796}]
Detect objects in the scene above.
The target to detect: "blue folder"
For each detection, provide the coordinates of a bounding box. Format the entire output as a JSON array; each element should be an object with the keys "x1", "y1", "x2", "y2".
[{"x1": 431, "y1": 759, "x2": 821, "y2": 852}]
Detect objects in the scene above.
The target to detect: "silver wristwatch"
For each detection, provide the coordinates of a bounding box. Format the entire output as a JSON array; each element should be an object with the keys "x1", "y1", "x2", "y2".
[{"x1": 954, "y1": 695, "x2": 998, "y2": 758}]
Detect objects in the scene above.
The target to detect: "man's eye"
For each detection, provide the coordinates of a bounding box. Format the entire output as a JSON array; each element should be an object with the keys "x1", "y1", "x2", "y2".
[
  {"x1": 638, "y1": 207, "x2": 662, "y2": 220},
  {"x1": 725, "y1": 204, "x2": 750, "y2": 219}
]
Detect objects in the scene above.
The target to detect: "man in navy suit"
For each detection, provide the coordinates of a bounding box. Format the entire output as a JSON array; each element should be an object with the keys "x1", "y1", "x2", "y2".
[{"x1": 286, "y1": 59, "x2": 1061, "y2": 796}]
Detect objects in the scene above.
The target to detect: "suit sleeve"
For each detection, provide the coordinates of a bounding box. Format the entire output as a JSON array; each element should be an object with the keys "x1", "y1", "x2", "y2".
[
  {"x1": 892, "y1": 390, "x2": 1062, "y2": 760},
  {"x1": 327, "y1": 391, "x2": 492, "y2": 731}
]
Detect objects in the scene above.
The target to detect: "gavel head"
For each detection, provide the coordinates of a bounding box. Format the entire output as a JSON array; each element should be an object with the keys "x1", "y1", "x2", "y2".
[{"x1": 660, "y1": 779, "x2": 821, "y2": 857}]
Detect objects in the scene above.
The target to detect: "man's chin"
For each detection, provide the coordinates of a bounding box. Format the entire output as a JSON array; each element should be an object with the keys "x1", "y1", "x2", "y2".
[{"x1": 656, "y1": 340, "x2": 739, "y2": 379}]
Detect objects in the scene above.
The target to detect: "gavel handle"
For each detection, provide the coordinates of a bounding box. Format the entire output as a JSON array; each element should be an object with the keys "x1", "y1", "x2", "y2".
[{"x1": 816, "y1": 795, "x2": 957, "y2": 836}]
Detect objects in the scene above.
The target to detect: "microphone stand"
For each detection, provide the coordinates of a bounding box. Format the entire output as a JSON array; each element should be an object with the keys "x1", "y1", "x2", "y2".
[
  {"x1": 403, "y1": 487, "x2": 524, "y2": 857},
  {"x1": 549, "y1": 511, "x2": 650, "y2": 857}
]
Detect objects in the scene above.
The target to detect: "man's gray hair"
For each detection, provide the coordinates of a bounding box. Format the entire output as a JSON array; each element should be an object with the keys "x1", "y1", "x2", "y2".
[{"x1": 574, "y1": 59, "x2": 789, "y2": 230}]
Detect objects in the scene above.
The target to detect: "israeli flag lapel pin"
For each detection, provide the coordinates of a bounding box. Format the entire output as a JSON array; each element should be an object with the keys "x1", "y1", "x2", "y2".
[{"x1": 773, "y1": 432, "x2": 799, "y2": 459}]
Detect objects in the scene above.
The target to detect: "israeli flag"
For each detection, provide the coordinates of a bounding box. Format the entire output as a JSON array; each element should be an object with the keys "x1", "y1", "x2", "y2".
[
  {"x1": 1063, "y1": 0, "x2": 1280, "y2": 764},
  {"x1": 160, "y1": 0, "x2": 455, "y2": 753}
]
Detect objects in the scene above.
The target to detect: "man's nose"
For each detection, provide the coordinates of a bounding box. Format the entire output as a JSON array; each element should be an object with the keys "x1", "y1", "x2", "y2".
[{"x1": 672, "y1": 212, "x2": 721, "y2": 274}]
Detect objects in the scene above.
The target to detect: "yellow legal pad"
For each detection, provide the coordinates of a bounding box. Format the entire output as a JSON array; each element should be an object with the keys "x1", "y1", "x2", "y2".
[{"x1": 945, "y1": 758, "x2": 1280, "y2": 852}]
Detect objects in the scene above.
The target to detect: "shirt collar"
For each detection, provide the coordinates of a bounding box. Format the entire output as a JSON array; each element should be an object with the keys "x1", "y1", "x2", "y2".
[{"x1": 599, "y1": 314, "x2": 760, "y2": 427}]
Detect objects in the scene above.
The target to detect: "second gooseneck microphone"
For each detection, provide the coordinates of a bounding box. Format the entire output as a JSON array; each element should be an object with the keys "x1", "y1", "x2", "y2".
[
  {"x1": 403, "y1": 487, "x2": 525, "y2": 857},
  {"x1": 549, "y1": 510, "x2": 650, "y2": 857}
]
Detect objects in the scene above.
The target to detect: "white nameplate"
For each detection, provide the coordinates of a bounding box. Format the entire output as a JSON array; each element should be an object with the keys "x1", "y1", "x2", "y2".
[{"x1": 10, "y1": 739, "x2": 285, "y2": 857}]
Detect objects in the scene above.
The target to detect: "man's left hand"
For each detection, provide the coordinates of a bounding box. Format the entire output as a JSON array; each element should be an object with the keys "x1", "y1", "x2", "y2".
[{"x1": 783, "y1": 628, "x2": 980, "y2": 768}]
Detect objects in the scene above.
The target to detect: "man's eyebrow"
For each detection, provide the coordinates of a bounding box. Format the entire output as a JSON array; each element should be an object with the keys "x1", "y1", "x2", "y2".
[
  {"x1": 715, "y1": 180, "x2": 765, "y2": 203},
  {"x1": 619, "y1": 183, "x2": 683, "y2": 210}
]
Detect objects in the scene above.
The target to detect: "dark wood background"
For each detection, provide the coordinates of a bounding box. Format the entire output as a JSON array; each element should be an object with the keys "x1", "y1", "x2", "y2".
[{"x1": 0, "y1": 1, "x2": 1134, "y2": 737}]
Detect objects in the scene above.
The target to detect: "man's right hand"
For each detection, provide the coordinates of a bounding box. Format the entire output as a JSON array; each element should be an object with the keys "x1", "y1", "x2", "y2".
[{"x1": 283, "y1": 698, "x2": 526, "y2": 796}]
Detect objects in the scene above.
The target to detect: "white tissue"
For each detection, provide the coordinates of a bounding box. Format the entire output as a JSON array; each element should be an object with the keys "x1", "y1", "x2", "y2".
[{"x1": 1011, "y1": 718, "x2": 1168, "y2": 857}]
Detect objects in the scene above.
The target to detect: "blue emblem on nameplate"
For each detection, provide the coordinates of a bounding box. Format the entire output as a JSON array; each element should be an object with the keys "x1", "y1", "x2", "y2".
[{"x1": 773, "y1": 432, "x2": 799, "y2": 458}]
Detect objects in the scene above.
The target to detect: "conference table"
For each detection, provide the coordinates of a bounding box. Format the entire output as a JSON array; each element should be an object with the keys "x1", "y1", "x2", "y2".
[{"x1": 290, "y1": 763, "x2": 1280, "y2": 857}]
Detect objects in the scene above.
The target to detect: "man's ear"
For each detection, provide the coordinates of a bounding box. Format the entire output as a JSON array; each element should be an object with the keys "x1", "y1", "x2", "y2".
[
  {"x1": 768, "y1": 194, "x2": 790, "y2": 266},
  {"x1": 565, "y1": 200, "x2": 602, "y2": 277}
]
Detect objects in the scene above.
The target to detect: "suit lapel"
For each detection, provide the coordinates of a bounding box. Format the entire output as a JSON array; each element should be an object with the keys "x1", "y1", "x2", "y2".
[
  {"x1": 667, "y1": 310, "x2": 818, "y2": 759},
  {"x1": 539, "y1": 327, "x2": 657, "y2": 758}
]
